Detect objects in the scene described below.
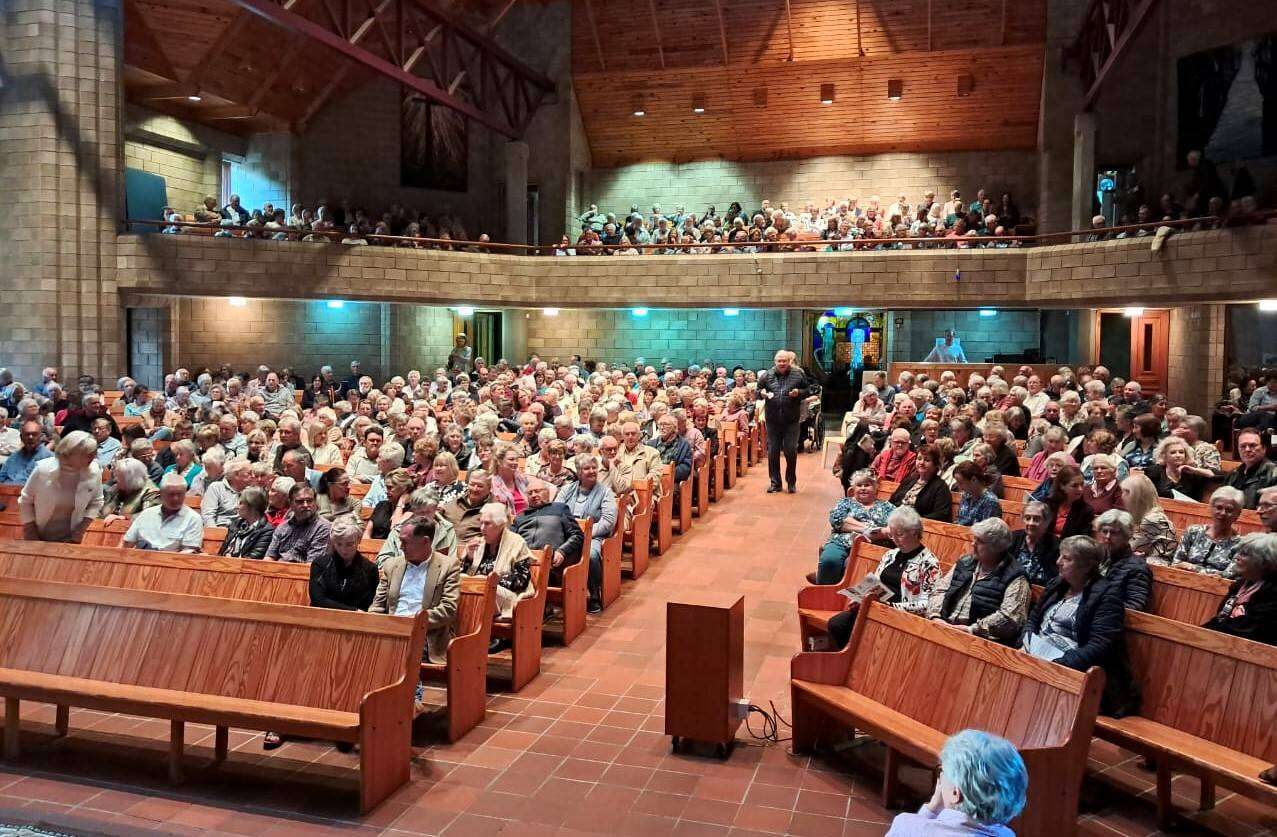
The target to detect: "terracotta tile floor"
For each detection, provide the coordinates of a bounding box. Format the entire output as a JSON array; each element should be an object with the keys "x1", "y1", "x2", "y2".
[{"x1": 2, "y1": 454, "x2": 1275, "y2": 836}]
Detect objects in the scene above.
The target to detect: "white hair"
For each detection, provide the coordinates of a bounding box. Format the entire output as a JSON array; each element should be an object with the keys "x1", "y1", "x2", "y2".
[
  {"x1": 159, "y1": 472, "x2": 189, "y2": 491},
  {"x1": 479, "y1": 502, "x2": 509, "y2": 525},
  {"x1": 55, "y1": 430, "x2": 98, "y2": 462}
]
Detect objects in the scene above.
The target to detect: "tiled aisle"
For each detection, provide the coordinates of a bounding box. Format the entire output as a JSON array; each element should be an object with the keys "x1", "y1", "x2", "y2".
[{"x1": 0, "y1": 454, "x2": 1274, "y2": 836}]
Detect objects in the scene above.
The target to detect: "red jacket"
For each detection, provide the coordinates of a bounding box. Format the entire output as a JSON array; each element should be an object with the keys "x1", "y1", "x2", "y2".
[{"x1": 871, "y1": 448, "x2": 916, "y2": 483}]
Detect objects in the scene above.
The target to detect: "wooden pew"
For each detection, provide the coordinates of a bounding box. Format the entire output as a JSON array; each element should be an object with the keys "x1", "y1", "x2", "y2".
[
  {"x1": 622, "y1": 482, "x2": 653, "y2": 580},
  {"x1": 795, "y1": 540, "x2": 888, "y2": 648},
  {"x1": 693, "y1": 456, "x2": 710, "y2": 519},
  {"x1": 721, "y1": 425, "x2": 739, "y2": 490},
  {"x1": 1144, "y1": 564, "x2": 1230, "y2": 634},
  {"x1": 1160, "y1": 497, "x2": 1264, "y2": 536},
  {"x1": 1002, "y1": 476, "x2": 1038, "y2": 503},
  {"x1": 544, "y1": 519, "x2": 590, "y2": 646},
  {"x1": 203, "y1": 526, "x2": 228, "y2": 554},
  {"x1": 711, "y1": 437, "x2": 727, "y2": 501},
  {"x1": 0, "y1": 577, "x2": 424, "y2": 812},
  {"x1": 488, "y1": 545, "x2": 551, "y2": 691},
  {"x1": 920, "y1": 519, "x2": 974, "y2": 567},
  {"x1": 673, "y1": 465, "x2": 694, "y2": 536},
  {"x1": 81, "y1": 518, "x2": 129, "y2": 546},
  {"x1": 0, "y1": 540, "x2": 309, "y2": 604},
  {"x1": 420, "y1": 573, "x2": 497, "y2": 743},
  {"x1": 1094, "y1": 611, "x2": 1277, "y2": 828},
  {"x1": 600, "y1": 493, "x2": 628, "y2": 609},
  {"x1": 654, "y1": 464, "x2": 674, "y2": 556},
  {"x1": 791, "y1": 601, "x2": 1103, "y2": 836}
]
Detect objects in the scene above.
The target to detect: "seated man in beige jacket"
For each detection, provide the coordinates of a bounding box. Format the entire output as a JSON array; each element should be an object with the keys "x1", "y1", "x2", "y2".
[{"x1": 369, "y1": 516, "x2": 460, "y2": 668}]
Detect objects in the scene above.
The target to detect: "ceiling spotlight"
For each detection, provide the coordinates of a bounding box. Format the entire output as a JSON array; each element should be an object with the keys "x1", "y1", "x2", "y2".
[
  {"x1": 326, "y1": 300, "x2": 344, "y2": 309},
  {"x1": 1259, "y1": 299, "x2": 1277, "y2": 311},
  {"x1": 187, "y1": 95, "x2": 202, "y2": 102},
  {"x1": 820, "y1": 83, "x2": 834, "y2": 105},
  {"x1": 455, "y1": 305, "x2": 475, "y2": 317},
  {"x1": 723, "y1": 308, "x2": 740, "y2": 317},
  {"x1": 691, "y1": 94, "x2": 706, "y2": 114},
  {"x1": 228, "y1": 296, "x2": 246, "y2": 307},
  {"x1": 632, "y1": 95, "x2": 645, "y2": 117},
  {"x1": 543, "y1": 307, "x2": 560, "y2": 316},
  {"x1": 632, "y1": 307, "x2": 649, "y2": 317},
  {"x1": 957, "y1": 74, "x2": 974, "y2": 97},
  {"x1": 887, "y1": 79, "x2": 903, "y2": 101},
  {"x1": 1123, "y1": 307, "x2": 1145, "y2": 318}
]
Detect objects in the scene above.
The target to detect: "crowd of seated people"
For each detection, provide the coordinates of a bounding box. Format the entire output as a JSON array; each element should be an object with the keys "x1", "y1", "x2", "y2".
[
  {"x1": 155, "y1": 194, "x2": 493, "y2": 252},
  {"x1": 808, "y1": 359, "x2": 1277, "y2": 785},
  {"x1": 1, "y1": 351, "x2": 762, "y2": 633},
  {"x1": 567, "y1": 190, "x2": 1032, "y2": 254}
]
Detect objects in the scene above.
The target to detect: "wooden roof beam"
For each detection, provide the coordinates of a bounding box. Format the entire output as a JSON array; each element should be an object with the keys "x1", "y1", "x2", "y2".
[
  {"x1": 583, "y1": 0, "x2": 606, "y2": 72},
  {"x1": 713, "y1": 0, "x2": 729, "y2": 66},
  {"x1": 647, "y1": 0, "x2": 666, "y2": 70},
  {"x1": 1079, "y1": 0, "x2": 1160, "y2": 109}
]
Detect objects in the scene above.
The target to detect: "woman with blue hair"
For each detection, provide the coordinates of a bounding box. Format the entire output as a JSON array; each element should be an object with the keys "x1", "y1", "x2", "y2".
[{"x1": 887, "y1": 729, "x2": 1027, "y2": 835}]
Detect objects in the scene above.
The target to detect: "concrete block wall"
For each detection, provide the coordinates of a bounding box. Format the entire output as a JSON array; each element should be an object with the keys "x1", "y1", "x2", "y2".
[
  {"x1": 525, "y1": 308, "x2": 797, "y2": 371},
  {"x1": 122, "y1": 106, "x2": 241, "y2": 216},
  {"x1": 389, "y1": 306, "x2": 457, "y2": 376},
  {"x1": 126, "y1": 306, "x2": 170, "y2": 390},
  {"x1": 125, "y1": 140, "x2": 217, "y2": 216},
  {"x1": 0, "y1": 0, "x2": 123, "y2": 385},
  {"x1": 174, "y1": 299, "x2": 389, "y2": 381},
  {"x1": 885, "y1": 310, "x2": 1042, "y2": 365},
  {"x1": 297, "y1": 78, "x2": 497, "y2": 238},
  {"x1": 1167, "y1": 304, "x2": 1226, "y2": 418},
  {"x1": 579, "y1": 151, "x2": 1039, "y2": 228},
  {"x1": 231, "y1": 133, "x2": 293, "y2": 213}
]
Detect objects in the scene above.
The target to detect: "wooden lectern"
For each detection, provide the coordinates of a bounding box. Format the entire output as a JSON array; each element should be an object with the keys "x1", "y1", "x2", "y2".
[{"x1": 665, "y1": 592, "x2": 744, "y2": 757}]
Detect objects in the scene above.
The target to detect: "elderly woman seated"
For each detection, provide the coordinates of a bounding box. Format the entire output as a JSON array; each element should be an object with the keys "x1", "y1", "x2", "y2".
[
  {"x1": 1093, "y1": 509, "x2": 1153, "y2": 611},
  {"x1": 100, "y1": 457, "x2": 160, "y2": 522},
  {"x1": 810, "y1": 469, "x2": 895, "y2": 585},
  {"x1": 1143, "y1": 434, "x2": 1212, "y2": 502},
  {"x1": 1203, "y1": 533, "x2": 1277, "y2": 645},
  {"x1": 219, "y1": 485, "x2": 274, "y2": 559},
  {"x1": 460, "y1": 502, "x2": 535, "y2": 651},
  {"x1": 1022, "y1": 535, "x2": 1136, "y2": 716},
  {"x1": 18, "y1": 430, "x2": 103, "y2": 543},
  {"x1": 1120, "y1": 473, "x2": 1178, "y2": 561},
  {"x1": 309, "y1": 518, "x2": 379, "y2": 612},
  {"x1": 1155, "y1": 486, "x2": 1245, "y2": 576},
  {"x1": 926, "y1": 518, "x2": 1030, "y2": 644},
  {"x1": 953, "y1": 461, "x2": 1001, "y2": 526},
  {"x1": 824, "y1": 507, "x2": 941, "y2": 649},
  {"x1": 885, "y1": 729, "x2": 1026, "y2": 836}
]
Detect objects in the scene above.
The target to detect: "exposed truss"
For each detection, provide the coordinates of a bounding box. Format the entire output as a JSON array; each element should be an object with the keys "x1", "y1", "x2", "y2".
[
  {"x1": 1072, "y1": 0, "x2": 1161, "y2": 109},
  {"x1": 228, "y1": 0, "x2": 555, "y2": 138}
]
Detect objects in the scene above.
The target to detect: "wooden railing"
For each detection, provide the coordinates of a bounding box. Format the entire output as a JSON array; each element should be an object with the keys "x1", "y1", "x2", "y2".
[{"x1": 122, "y1": 210, "x2": 1276, "y2": 256}]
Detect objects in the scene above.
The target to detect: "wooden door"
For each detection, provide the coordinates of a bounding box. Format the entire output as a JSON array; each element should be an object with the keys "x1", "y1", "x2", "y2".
[{"x1": 1129, "y1": 310, "x2": 1169, "y2": 394}]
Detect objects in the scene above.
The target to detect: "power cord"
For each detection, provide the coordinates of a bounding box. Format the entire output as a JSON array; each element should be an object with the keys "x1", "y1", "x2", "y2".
[{"x1": 744, "y1": 700, "x2": 792, "y2": 744}]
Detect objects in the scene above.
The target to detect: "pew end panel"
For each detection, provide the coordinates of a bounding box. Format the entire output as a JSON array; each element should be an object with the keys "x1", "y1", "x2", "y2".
[
  {"x1": 490, "y1": 547, "x2": 551, "y2": 691},
  {"x1": 623, "y1": 482, "x2": 653, "y2": 579},
  {"x1": 358, "y1": 610, "x2": 428, "y2": 812},
  {"x1": 655, "y1": 465, "x2": 674, "y2": 556},
  {"x1": 545, "y1": 519, "x2": 590, "y2": 646},
  {"x1": 600, "y1": 494, "x2": 628, "y2": 608},
  {"x1": 421, "y1": 573, "x2": 497, "y2": 743}
]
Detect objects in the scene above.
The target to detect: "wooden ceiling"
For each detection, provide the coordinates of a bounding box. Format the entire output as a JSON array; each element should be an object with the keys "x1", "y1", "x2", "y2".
[
  {"x1": 122, "y1": 0, "x2": 527, "y2": 135},
  {"x1": 572, "y1": 0, "x2": 1048, "y2": 166}
]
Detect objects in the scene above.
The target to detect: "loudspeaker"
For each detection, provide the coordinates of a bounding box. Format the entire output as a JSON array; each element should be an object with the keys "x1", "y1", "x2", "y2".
[{"x1": 664, "y1": 592, "x2": 744, "y2": 755}]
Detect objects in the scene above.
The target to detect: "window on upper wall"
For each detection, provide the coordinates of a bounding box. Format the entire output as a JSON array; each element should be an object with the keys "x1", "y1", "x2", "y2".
[{"x1": 220, "y1": 160, "x2": 235, "y2": 208}]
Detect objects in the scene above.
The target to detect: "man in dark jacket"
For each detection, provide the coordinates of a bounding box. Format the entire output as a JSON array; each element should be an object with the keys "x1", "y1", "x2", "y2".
[
  {"x1": 512, "y1": 481, "x2": 584, "y2": 587},
  {"x1": 758, "y1": 349, "x2": 810, "y2": 493},
  {"x1": 1227, "y1": 431, "x2": 1277, "y2": 509},
  {"x1": 649, "y1": 414, "x2": 692, "y2": 485}
]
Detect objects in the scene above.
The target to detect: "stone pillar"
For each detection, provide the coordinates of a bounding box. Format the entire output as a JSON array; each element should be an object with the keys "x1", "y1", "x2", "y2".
[
  {"x1": 504, "y1": 140, "x2": 530, "y2": 246},
  {"x1": 1035, "y1": 0, "x2": 1089, "y2": 234},
  {"x1": 1071, "y1": 112, "x2": 1097, "y2": 233},
  {"x1": 1168, "y1": 305, "x2": 1226, "y2": 418},
  {"x1": 0, "y1": 0, "x2": 123, "y2": 384}
]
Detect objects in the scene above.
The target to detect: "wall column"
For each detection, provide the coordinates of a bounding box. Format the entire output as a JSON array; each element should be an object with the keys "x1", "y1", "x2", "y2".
[
  {"x1": 0, "y1": 0, "x2": 124, "y2": 384},
  {"x1": 504, "y1": 141, "x2": 530, "y2": 246},
  {"x1": 1071, "y1": 112, "x2": 1098, "y2": 232}
]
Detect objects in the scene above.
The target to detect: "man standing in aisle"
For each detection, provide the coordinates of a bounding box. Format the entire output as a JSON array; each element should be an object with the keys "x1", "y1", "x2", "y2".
[{"x1": 758, "y1": 349, "x2": 809, "y2": 494}]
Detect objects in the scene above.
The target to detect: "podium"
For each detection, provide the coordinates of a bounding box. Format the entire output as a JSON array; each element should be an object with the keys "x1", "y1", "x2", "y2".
[{"x1": 664, "y1": 592, "x2": 744, "y2": 757}]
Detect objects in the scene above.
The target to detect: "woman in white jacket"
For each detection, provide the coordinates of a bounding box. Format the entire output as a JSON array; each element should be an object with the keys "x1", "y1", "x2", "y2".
[{"x1": 18, "y1": 430, "x2": 103, "y2": 543}]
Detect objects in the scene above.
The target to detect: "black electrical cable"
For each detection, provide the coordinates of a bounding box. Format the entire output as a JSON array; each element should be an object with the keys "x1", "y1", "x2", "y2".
[{"x1": 744, "y1": 700, "x2": 793, "y2": 744}]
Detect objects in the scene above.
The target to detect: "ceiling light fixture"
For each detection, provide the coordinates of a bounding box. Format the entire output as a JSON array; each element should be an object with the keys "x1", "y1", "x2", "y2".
[
  {"x1": 455, "y1": 305, "x2": 475, "y2": 317},
  {"x1": 228, "y1": 296, "x2": 246, "y2": 307},
  {"x1": 543, "y1": 307, "x2": 560, "y2": 316},
  {"x1": 820, "y1": 83, "x2": 835, "y2": 105},
  {"x1": 691, "y1": 94, "x2": 706, "y2": 114},
  {"x1": 887, "y1": 79, "x2": 903, "y2": 101},
  {"x1": 1259, "y1": 299, "x2": 1277, "y2": 311},
  {"x1": 1123, "y1": 307, "x2": 1145, "y2": 318},
  {"x1": 187, "y1": 95, "x2": 202, "y2": 102},
  {"x1": 632, "y1": 95, "x2": 645, "y2": 117}
]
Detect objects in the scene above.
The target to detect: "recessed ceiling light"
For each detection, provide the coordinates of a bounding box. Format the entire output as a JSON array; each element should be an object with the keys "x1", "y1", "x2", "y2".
[
  {"x1": 187, "y1": 95, "x2": 202, "y2": 102},
  {"x1": 820, "y1": 83, "x2": 834, "y2": 105}
]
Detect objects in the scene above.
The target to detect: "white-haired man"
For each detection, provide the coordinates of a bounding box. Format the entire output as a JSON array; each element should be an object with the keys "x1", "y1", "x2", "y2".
[{"x1": 758, "y1": 349, "x2": 810, "y2": 494}]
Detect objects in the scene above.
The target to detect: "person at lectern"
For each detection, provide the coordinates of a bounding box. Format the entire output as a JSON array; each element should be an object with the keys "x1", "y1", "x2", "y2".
[{"x1": 923, "y1": 329, "x2": 968, "y2": 364}]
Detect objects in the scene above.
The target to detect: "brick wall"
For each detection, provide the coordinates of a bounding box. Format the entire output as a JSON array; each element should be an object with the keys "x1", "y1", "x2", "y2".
[
  {"x1": 1167, "y1": 304, "x2": 1226, "y2": 418},
  {"x1": 525, "y1": 308, "x2": 798, "y2": 371},
  {"x1": 231, "y1": 133, "x2": 293, "y2": 212},
  {"x1": 389, "y1": 305, "x2": 457, "y2": 376},
  {"x1": 126, "y1": 140, "x2": 217, "y2": 217},
  {"x1": 122, "y1": 106, "x2": 241, "y2": 217},
  {"x1": 578, "y1": 151, "x2": 1039, "y2": 230}
]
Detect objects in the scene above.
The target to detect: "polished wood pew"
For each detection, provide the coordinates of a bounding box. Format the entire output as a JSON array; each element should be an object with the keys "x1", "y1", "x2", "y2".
[
  {"x1": 600, "y1": 494, "x2": 627, "y2": 609},
  {"x1": 0, "y1": 540, "x2": 309, "y2": 604},
  {"x1": 654, "y1": 464, "x2": 674, "y2": 556},
  {"x1": 795, "y1": 540, "x2": 888, "y2": 648},
  {"x1": 488, "y1": 546, "x2": 551, "y2": 691},
  {"x1": 711, "y1": 437, "x2": 728, "y2": 501},
  {"x1": 1094, "y1": 611, "x2": 1277, "y2": 828},
  {"x1": 791, "y1": 600, "x2": 1103, "y2": 836},
  {"x1": 420, "y1": 573, "x2": 497, "y2": 743},
  {"x1": 1002, "y1": 475, "x2": 1038, "y2": 503},
  {"x1": 1143, "y1": 564, "x2": 1230, "y2": 635},
  {"x1": 721, "y1": 425, "x2": 739, "y2": 490},
  {"x1": 544, "y1": 519, "x2": 590, "y2": 646},
  {"x1": 622, "y1": 482, "x2": 653, "y2": 580},
  {"x1": 694, "y1": 454, "x2": 711, "y2": 518},
  {"x1": 81, "y1": 518, "x2": 130, "y2": 546},
  {"x1": 673, "y1": 464, "x2": 694, "y2": 536},
  {"x1": 920, "y1": 519, "x2": 974, "y2": 567},
  {"x1": 1160, "y1": 497, "x2": 1264, "y2": 536},
  {"x1": 0, "y1": 577, "x2": 424, "y2": 812}
]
